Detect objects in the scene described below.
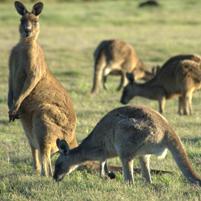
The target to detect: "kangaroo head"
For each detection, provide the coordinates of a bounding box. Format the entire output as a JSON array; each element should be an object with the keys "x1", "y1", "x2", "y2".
[
  {"x1": 14, "y1": 1, "x2": 43, "y2": 40},
  {"x1": 120, "y1": 73, "x2": 137, "y2": 104},
  {"x1": 53, "y1": 139, "x2": 73, "y2": 182}
]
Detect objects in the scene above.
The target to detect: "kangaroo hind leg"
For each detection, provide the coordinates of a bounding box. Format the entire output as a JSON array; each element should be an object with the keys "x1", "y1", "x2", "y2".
[
  {"x1": 120, "y1": 157, "x2": 134, "y2": 184},
  {"x1": 178, "y1": 96, "x2": 184, "y2": 115},
  {"x1": 40, "y1": 147, "x2": 52, "y2": 177},
  {"x1": 100, "y1": 160, "x2": 116, "y2": 179},
  {"x1": 117, "y1": 71, "x2": 127, "y2": 91},
  {"x1": 31, "y1": 146, "x2": 41, "y2": 175},
  {"x1": 183, "y1": 91, "x2": 193, "y2": 115},
  {"x1": 21, "y1": 115, "x2": 41, "y2": 174},
  {"x1": 139, "y1": 155, "x2": 152, "y2": 183},
  {"x1": 32, "y1": 113, "x2": 53, "y2": 177}
]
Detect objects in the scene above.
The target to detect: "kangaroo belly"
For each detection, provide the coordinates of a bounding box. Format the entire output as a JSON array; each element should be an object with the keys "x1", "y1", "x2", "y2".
[
  {"x1": 21, "y1": 76, "x2": 73, "y2": 113},
  {"x1": 20, "y1": 114, "x2": 40, "y2": 149},
  {"x1": 166, "y1": 92, "x2": 180, "y2": 99},
  {"x1": 20, "y1": 75, "x2": 76, "y2": 136},
  {"x1": 135, "y1": 144, "x2": 167, "y2": 157},
  {"x1": 163, "y1": 84, "x2": 181, "y2": 99}
]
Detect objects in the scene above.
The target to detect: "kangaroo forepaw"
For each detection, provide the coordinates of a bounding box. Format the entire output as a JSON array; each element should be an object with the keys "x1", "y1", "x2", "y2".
[{"x1": 8, "y1": 111, "x2": 20, "y2": 122}]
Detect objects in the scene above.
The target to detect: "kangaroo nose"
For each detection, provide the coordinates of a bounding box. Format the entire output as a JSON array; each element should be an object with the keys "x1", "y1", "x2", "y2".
[
  {"x1": 53, "y1": 173, "x2": 64, "y2": 182},
  {"x1": 24, "y1": 24, "x2": 32, "y2": 34},
  {"x1": 25, "y1": 27, "x2": 31, "y2": 33},
  {"x1": 53, "y1": 173, "x2": 58, "y2": 181}
]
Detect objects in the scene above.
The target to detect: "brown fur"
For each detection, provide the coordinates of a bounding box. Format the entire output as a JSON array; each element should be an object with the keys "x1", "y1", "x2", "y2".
[
  {"x1": 120, "y1": 54, "x2": 201, "y2": 115},
  {"x1": 91, "y1": 39, "x2": 154, "y2": 94},
  {"x1": 8, "y1": 1, "x2": 77, "y2": 176},
  {"x1": 53, "y1": 105, "x2": 201, "y2": 185}
]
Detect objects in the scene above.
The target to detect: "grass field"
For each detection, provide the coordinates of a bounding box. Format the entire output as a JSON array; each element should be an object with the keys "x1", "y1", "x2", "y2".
[{"x1": 0, "y1": 0, "x2": 201, "y2": 200}]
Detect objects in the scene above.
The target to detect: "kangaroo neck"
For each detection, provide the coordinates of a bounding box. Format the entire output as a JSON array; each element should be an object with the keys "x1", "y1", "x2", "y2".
[
  {"x1": 68, "y1": 146, "x2": 86, "y2": 166},
  {"x1": 20, "y1": 36, "x2": 38, "y2": 46},
  {"x1": 134, "y1": 81, "x2": 162, "y2": 100},
  {"x1": 69, "y1": 132, "x2": 104, "y2": 165}
]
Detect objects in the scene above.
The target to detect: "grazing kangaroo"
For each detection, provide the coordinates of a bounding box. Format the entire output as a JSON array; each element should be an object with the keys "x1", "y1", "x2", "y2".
[
  {"x1": 91, "y1": 39, "x2": 154, "y2": 94},
  {"x1": 8, "y1": 1, "x2": 77, "y2": 176},
  {"x1": 53, "y1": 106, "x2": 201, "y2": 185},
  {"x1": 139, "y1": 0, "x2": 160, "y2": 8},
  {"x1": 120, "y1": 54, "x2": 201, "y2": 115}
]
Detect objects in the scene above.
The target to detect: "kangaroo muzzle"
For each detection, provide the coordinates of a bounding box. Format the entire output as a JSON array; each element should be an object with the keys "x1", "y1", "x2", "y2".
[{"x1": 24, "y1": 25, "x2": 32, "y2": 37}]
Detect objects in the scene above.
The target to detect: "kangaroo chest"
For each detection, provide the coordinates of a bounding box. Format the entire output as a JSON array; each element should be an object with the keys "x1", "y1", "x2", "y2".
[{"x1": 12, "y1": 45, "x2": 37, "y2": 99}]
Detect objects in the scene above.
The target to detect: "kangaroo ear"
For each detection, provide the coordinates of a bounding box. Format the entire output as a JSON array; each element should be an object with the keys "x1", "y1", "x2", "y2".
[
  {"x1": 56, "y1": 139, "x2": 69, "y2": 155},
  {"x1": 126, "y1": 73, "x2": 135, "y2": 83},
  {"x1": 32, "y1": 2, "x2": 44, "y2": 16},
  {"x1": 14, "y1": 1, "x2": 28, "y2": 16}
]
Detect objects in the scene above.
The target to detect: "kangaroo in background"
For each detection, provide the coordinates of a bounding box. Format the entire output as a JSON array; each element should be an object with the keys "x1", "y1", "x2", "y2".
[
  {"x1": 53, "y1": 105, "x2": 201, "y2": 185},
  {"x1": 138, "y1": 0, "x2": 160, "y2": 8},
  {"x1": 91, "y1": 39, "x2": 154, "y2": 94},
  {"x1": 8, "y1": 1, "x2": 77, "y2": 176},
  {"x1": 120, "y1": 54, "x2": 201, "y2": 115}
]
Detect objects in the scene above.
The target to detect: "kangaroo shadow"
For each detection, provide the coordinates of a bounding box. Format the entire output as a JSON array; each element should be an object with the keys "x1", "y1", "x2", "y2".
[
  {"x1": 181, "y1": 136, "x2": 201, "y2": 165},
  {"x1": 0, "y1": 155, "x2": 32, "y2": 180},
  {"x1": 181, "y1": 136, "x2": 201, "y2": 147},
  {"x1": 54, "y1": 70, "x2": 80, "y2": 78},
  {"x1": 78, "y1": 161, "x2": 173, "y2": 177},
  {"x1": 0, "y1": 119, "x2": 9, "y2": 126}
]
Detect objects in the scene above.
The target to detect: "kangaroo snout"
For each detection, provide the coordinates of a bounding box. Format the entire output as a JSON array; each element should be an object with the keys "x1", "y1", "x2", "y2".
[
  {"x1": 24, "y1": 26, "x2": 32, "y2": 35},
  {"x1": 53, "y1": 172, "x2": 65, "y2": 182},
  {"x1": 120, "y1": 96, "x2": 128, "y2": 105},
  {"x1": 24, "y1": 29, "x2": 31, "y2": 37}
]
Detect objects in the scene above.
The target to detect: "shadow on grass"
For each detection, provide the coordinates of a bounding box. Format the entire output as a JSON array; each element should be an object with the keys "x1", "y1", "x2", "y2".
[
  {"x1": 181, "y1": 136, "x2": 201, "y2": 147},
  {"x1": 78, "y1": 161, "x2": 173, "y2": 177},
  {"x1": 7, "y1": 155, "x2": 34, "y2": 176},
  {"x1": 0, "y1": 172, "x2": 46, "y2": 199},
  {"x1": 181, "y1": 136, "x2": 201, "y2": 165},
  {"x1": 0, "y1": 172, "x2": 24, "y2": 180},
  {"x1": 77, "y1": 109, "x2": 101, "y2": 117},
  {"x1": 176, "y1": 120, "x2": 201, "y2": 128},
  {"x1": 54, "y1": 70, "x2": 81, "y2": 78},
  {"x1": 9, "y1": 156, "x2": 31, "y2": 166},
  {"x1": 0, "y1": 119, "x2": 9, "y2": 126}
]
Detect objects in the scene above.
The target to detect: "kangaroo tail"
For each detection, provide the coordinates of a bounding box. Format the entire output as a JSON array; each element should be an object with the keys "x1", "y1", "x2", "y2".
[{"x1": 166, "y1": 130, "x2": 201, "y2": 186}]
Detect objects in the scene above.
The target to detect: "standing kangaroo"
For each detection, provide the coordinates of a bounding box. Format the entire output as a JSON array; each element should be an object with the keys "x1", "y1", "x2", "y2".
[
  {"x1": 120, "y1": 54, "x2": 201, "y2": 115},
  {"x1": 91, "y1": 39, "x2": 154, "y2": 94},
  {"x1": 8, "y1": 1, "x2": 77, "y2": 176},
  {"x1": 53, "y1": 106, "x2": 201, "y2": 185}
]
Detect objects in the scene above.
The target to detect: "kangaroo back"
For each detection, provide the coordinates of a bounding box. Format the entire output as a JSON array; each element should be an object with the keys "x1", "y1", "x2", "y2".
[{"x1": 156, "y1": 54, "x2": 201, "y2": 77}]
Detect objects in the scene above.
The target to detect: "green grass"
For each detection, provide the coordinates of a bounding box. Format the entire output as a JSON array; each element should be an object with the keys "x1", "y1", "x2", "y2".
[{"x1": 0, "y1": 0, "x2": 201, "y2": 200}]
